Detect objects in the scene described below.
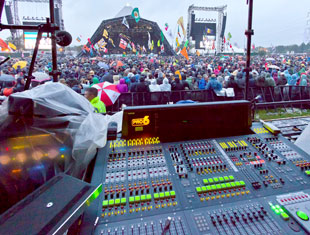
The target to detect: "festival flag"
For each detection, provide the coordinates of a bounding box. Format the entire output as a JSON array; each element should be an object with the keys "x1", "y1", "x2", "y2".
[
  {"x1": 142, "y1": 45, "x2": 146, "y2": 53},
  {"x1": 230, "y1": 44, "x2": 232, "y2": 49},
  {"x1": 0, "y1": 38, "x2": 10, "y2": 51},
  {"x1": 131, "y1": 8, "x2": 140, "y2": 23},
  {"x1": 223, "y1": 37, "x2": 226, "y2": 44},
  {"x1": 160, "y1": 31, "x2": 164, "y2": 42},
  {"x1": 103, "y1": 29, "x2": 109, "y2": 39},
  {"x1": 157, "y1": 40, "x2": 160, "y2": 47},
  {"x1": 8, "y1": 42, "x2": 16, "y2": 51},
  {"x1": 76, "y1": 37, "x2": 81, "y2": 42},
  {"x1": 165, "y1": 23, "x2": 168, "y2": 31},
  {"x1": 132, "y1": 42, "x2": 136, "y2": 53},
  {"x1": 196, "y1": 50, "x2": 200, "y2": 56},
  {"x1": 151, "y1": 40, "x2": 154, "y2": 51},
  {"x1": 212, "y1": 40, "x2": 215, "y2": 50},
  {"x1": 175, "y1": 70, "x2": 182, "y2": 80},
  {"x1": 122, "y1": 17, "x2": 130, "y2": 29},
  {"x1": 119, "y1": 38, "x2": 127, "y2": 50},
  {"x1": 252, "y1": 44, "x2": 255, "y2": 50},
  {"x1": 161, "y1": 44, "x2": 164, "y2": 52},
  {"x1": 184, "y1": 40, "x2": 189, "y2": 48},
  {"x1": 177, "y1": 16, "x2": 186, "y2": 36},
  {"x1": 180, "y1": 47, "x2": 189, "y2": 60},
  {"x1": 227, "y1": 32, "x2": 232, "y2": 40},
  {"x1": 176, "y1": 37, "x2": 180, "y2": 47},
  {"x1": 127, "y1": 42, "x2": 132, "y2": 50},
  {"x1": 109, "y1": 38, "x2": 115, "y2": 47},
  {"x1": 177, "y1": 26, "x2": 181, "y2": 38},
  {"x1": 147, "y1": 32, "x2": 152, "y2": 49}
]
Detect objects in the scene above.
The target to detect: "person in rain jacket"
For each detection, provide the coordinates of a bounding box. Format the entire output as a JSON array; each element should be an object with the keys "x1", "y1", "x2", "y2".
[
  {"x1": 116, "y1": 78, "x2": 128, "y2": 93},
  {"x1": 198, "y1": 78, "x2": 206, "y2": 90},
  {"x1": 264, "y1": 73, "x2": 276, "y2": 87},
  {"x1": 160, "y1": 78, "x2": 171, "y2": 91},
  {"x1": 287, "y1": 74, "x2": 297, "y2": 85},
  {"x1": 91, "y1": 77, "x2": 99, "y2": 87},
  {"x1": 84, "y1": 87, "x2": 106, "y2": 114},
  {"x1": 300, "y1": 74, "x2": 308, "y2": 86},
  {"x1": 149, "y1": 79, "x2": 161, "y2": 92},
  {"x1": 206, "y1": 74, "x2": 222, "y2": 91}
]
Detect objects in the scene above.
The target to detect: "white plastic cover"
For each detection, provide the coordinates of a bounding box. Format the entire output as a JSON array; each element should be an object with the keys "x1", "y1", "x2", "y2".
[{"x1": 0, "y1": 83, "x2": 121, "y2": 177}]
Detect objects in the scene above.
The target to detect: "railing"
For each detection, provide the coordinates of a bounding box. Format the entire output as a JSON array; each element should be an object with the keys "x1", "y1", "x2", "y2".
[{"x1": 107, "y1": 86, "x2": 310, "y2": 112}]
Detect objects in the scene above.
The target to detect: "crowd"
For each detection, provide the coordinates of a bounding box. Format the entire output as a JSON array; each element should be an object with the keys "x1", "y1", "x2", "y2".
[{"x1": 1, "y1": 54, "x2": 310, "y2": 108}]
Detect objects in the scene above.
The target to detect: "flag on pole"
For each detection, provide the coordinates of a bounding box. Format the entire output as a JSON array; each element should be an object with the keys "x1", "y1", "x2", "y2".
[
  {"x1": 142, "y1": 45, "x2": 146, "y2": 53},
  {"x1": 180, "y1": 47, "x2": 189, "y2": 60},
  {"x1": 161, "y1": 44, "x2": 164, "y2": 52},
  {"x1": 8, "y1": 42, "x2": 16, "y2": 50},
  {"x1": 131, "y1": 8, "x2": 140, "y2": 23},
  {"x1": 223, "y1": 37, "x2": 226, "y2": 44},
  {"x1": 184, "y1": 40, "x2": 189, "y2": 48},
  {"x1": 157, "y1": 40, "x2": 160, "y2": 47},
  {"x1": 109, "y1": 38, "x2": 115, "y2": 47},
  {"x1": 132, "y1": 42, "x2": 136, "y2": 53},
  {"x1": 160, "y1": 31, "x2": 164, "y2": 42},
  {"x1": 177, "y1": 26, "x2": 181, "y2": 38},
  {"x1": 103, "y1": 29, "x2": 109, "y2": 39},
  {"x1": 176, "y1": 37, "x2": 180, "y2": 47},
  {"x1": 227, "y1": 32, "x2": 232, "y2": 40},
  {"x1": 177, "y1": 16, "x2": 186, "y2": 36},
  {"x1": 148, "y1": 32, "x2": 152, "y2": 49},
  {"x1": 119, "y1": 38, "x2": 127, "y2": 49},
  {"x1": 230, "y1": 44, "x2": 232, "y2": 48},
  {"x1": 252, "y1": 44, "x2": 255, "y2": 50},
  {"x1": 122, "y1": 17, "x2": 130, "y2": 29},
  {"x1": 151, "y1": 40, "x2": 154, "y2": 51},
  {"x1": 212, "y1": 40, "x2": 215, "y2": 50},
  {"x1": 127, "y1": 42, "x2": 132, "y2": 50},
  {"x1": 165, "y1": 23, "x2": 168, "y2": 31},
  {"x1": 76, "y1": 37, "x2": 81, "y2": 43}
]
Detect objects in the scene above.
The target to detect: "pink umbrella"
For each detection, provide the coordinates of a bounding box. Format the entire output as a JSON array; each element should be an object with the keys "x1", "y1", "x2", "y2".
[{"x1": 92, "y1": 82, "x2": 120, "y2": 106}]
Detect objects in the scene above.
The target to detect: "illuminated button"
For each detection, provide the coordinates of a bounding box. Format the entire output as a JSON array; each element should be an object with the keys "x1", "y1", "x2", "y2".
[
  {"x1": 213, "y1": 177, "x2": 219, "y2": 183},
  {"x1": 141, "y1": 195, "x2": 146, "y2": 201},
  {"x1": 225, "y1": 183, "x2": 231, "y2": 188},
  {"x1": 305, "y1": 170, "x2": 310, "y2": 176},
  {"x1": 164, "y1": 192, "x2": 170, "y2": 198},
  {"x1": 231, "y1": 182, "x2": 236, "y2": 188},
  {"x1": 216, "y1": 195, "x2": 220, "y2": 199},
  {"x1": 221, "y1": 183, "x2": 226, "y2": 189},
  {"x1": 224, "y1": 176, "x2": 229, "y2": 181},
  {"x1": 200, "y1": 198, "x2": 204, "y2": 202},
  {"x1": 235, "y1": 182, "x2": 240, "y2": 187},
  {"x1": 206, "y1": 186, "x2": 212, "y2": 191},
  {"x1": 121, "y1": 198, "x2": 126, "y2": 205},
  {"x1": 208, "y1": 178, "x2": 214, "y2": 184},
  {"x1": 129, "y1": 197, "x2": 135, "y2": 204},
  {"x1": 297, "y1": 211, "x2": 309, "y2": 221},
  {"x1": 115, "y1": 199, "x2": 121, "y2": 205},
  {"x1": 240, "y1": 181, "x2": 245, "y2": 186},
  {"x1": 211, "y1": 185, "x2": 217, "y2": 191},
  {"x1": 203, "y1": 179, "x2": 209, "y2": 185},
  {"x1": 102, "y1": 200, "x2": 109, "y2": 208},
  {"x1": 147, "y1": 194, "x2": 152, "y2": 200},
  {"x1": 159, "y1": 192, "x2": 165, "y2": 198},
  {"x1": 201, "y1": 186, "x2": 207, "y2": 192},
  {"x1": 229, "y1": 175, "x2": 234, "y2": 181},
  {"x1": 219, "y1": 177, "x2": 224, "y2": 182},
  {"x1": 281, "y1": 212, "x2": 289, "y2": 221},
  {"x1": 154, "y1": 193, "x2": 159, "y2": 199},
  {"x1": 108, "y1": 199, "x2": 114, "y2": 206},
  {"x1": 216, "y1": 184, "x2": 221, "y2": 190},
  {"x1": 136, "y1": 208, "x2": 139, "y2": 212},
  {"x1": 196, "y1": 187, "x2": 202, "y2": 193},
  {"x1": 206, "y1": 197, "x2": 210, "y2": 201},
  {"x1": 170, "y1": 191, "x2": 176, "y2": 197}
]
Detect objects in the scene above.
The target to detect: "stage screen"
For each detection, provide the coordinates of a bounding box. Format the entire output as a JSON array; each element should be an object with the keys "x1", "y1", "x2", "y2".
[{"x1": 24, "y1": 32, "x2": 51, "y2": 50}]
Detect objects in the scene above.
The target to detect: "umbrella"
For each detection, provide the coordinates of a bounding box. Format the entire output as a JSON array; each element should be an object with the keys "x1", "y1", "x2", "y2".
[
  {"x1": 13, "y1": 61, "x2": 27, "y2": 69},
  {"x1": 110, "y1": 60, "x2": 124, "y2": 68},
  {"x1": 268, "y1": 65, "x2": 280, "y2": 70},
  {"x1": 0, "y1": 74, "x2": 15, "y2": 82},
  {"x1": 92, "y1": 82, "x2": 120, "y2": 106},
  {"x1": 98, "y1": 62, "x2": 109, "y2": 69},
  {"x1": 266, "y1": 58, "x2": 275, "y2": 61},
  {"x1": 32, "y1": 72, "x2": 51, "y2": 82}
]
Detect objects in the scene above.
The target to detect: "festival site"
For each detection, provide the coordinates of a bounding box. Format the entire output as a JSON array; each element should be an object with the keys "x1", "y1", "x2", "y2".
[{"x1": 0, "y1": 1, "x2": 310, "y2": 235}]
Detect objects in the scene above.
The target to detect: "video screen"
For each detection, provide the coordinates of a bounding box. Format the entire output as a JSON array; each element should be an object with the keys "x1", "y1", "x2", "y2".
[{"x1": 24, "y1": 32, "x2": 52, "y2": 50}]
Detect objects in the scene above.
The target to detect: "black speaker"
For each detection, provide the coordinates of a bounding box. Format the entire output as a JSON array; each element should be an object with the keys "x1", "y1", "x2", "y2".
[
  {"x1": 220, "y1": 15, "x2": 227, "y2": 38},
  {"x1": 56, "y1": 31, "x2": 72, "y2": 47}
]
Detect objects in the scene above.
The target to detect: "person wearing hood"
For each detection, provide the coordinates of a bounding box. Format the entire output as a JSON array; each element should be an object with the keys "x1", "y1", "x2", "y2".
[
  {"x1": 172, "y1": 77, "x2": 184, "y2": 90},
  {"x1": 102, "y1": 69, "x2": 114, "y2": 83},
  {"x1": 91, "y1": 77, "x2": 99, "y2": 87},
  {"x1": 149, "y1": 79, "x2": 161, "y2": 92},
  {"x1": 287, "y1": 74, "x2": 297, "y2": 85},
  {"x1": 129, "y1": 76, "x2": 137, "y2": 92},
  {"x1": 198, "y1": 77, "x2": 206, "y2": 90},
  {"x1": 160, "y1": 78, "x2": 171, "y2": 91},
  {"x1": 206, "y1": 74, "x2": 222, "y2": 91},
  {"x1": 113, "y1": 75, "x2": 120, "y2": 85},
  {"x1": 264, "y1": 73, "x2": 276, "y2": 87},
  {"x1": 116, "y1": 78, "x2": 128, "y2": 93},
  {"x1": 84, "y1": 87, "x2": 106, "y2": 114},
  {"x1": 299, "y1": 74, "x2": 308, "y2": 86}
]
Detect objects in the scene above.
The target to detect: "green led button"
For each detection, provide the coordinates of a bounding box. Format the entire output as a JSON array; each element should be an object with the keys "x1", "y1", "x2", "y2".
[
  {"x1": 213, "y1": 177, "x2": 219, "y2": 183},
  {"x1": 216, "y1": 184, "x2": 222, "y2": 190},
  {"x1": 208, "y1": 178, "x2": 214, "y2": 184},
  {"x1": 196, "y1": 187, "x2": 202, "y2": 193},
  {"x1": 235, "y1": 181, "x2": 240, "y2": 187},
  {"x1": 147, "y1": 194, "x2": 152, "y2": 200},
  {"x1": 102, "y1": 200, "x2": 109, "y2": 208},
  {"x1": 231, "y1": 182, "x2": 236, "y2": 188},
  {"x1": 275, "y1": 205, "x2": 281, "y2": 209},
  {"x1": 240, "y1": 181, "x2": 245, "y2": 186},
  {"x1": 159, "y1": 192, "x2": 165, "y2": 198},
  {"x1": 221, "y1": 183, "x2": 226, "y2": 189},
  {"x1": 219, "y1": 177, "x2": 224, "y2": 182},
  {"x1": 165, "y1": 192, "x2": 170, "y2": 198},
  {"x1": 275, "y1": 209, "x2": 280, "y2": 214},
  {"x1": 201, "y1": 186, "x2": 207, "y2": 193},
  {"x1": 203, "y1": 179, "x2": 209, "y2": 185},
  {"x1": 170, "y1": 191, "x2": 176, "y2": 197},
  {"x1": 129, "y1": 196, "x2": 135, "y2": 203},
  {"x1": 121, "y1": 198, "x2": 127, "y2": 204},
  {"x1": 135, "y1": 196, "x2": 140, "y2": 202},
  {"x1": 115, "y1": 198, "x2": 121, "y2": 205},
  {"x1": 281, "y1": 212, "x2": 289, "y2": 221},
  {"x1": 224, "y1": 176, "x2": 229, "y2": 182},
  {"x1": 108, "y1": 199, "x2": 114, "y2": 206},
  {"x1": 271, "y1": 205, "x2": 276, "y2": 211},
  {"x1": 297, "y1": 211, "x2": 309, "y2": 221},
  {"x1": 206, "y1": 186, "x2": 211, "y2": 191},
  {"x1": 154, "y1": 193, "x2": 159, "y2": 199},
  {"x1": 141, "y1": 195, "x2": 146, "y2": 201},
  {"x1": 226, "y1": 183, "x2": 231, "y2": 188},
  {"x1": 211, "y1": 185, "x2": 217, "y2": 191},
  {"x1": 305, "y1": 170, "x2": 310, "y2": 176},
  {"x1": 229, "y1": 175, "x2": 234, "y2": 181}
]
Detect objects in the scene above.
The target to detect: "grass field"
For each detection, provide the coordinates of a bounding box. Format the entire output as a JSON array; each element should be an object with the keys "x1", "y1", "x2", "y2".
[{"x1": 255, "y1": 108, "x2": 310, "y2": 121}]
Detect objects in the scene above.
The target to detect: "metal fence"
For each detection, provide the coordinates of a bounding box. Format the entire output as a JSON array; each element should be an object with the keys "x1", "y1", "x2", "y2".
[{"x1": 107, "y1": 86, "x2": 310, "y2": 112}]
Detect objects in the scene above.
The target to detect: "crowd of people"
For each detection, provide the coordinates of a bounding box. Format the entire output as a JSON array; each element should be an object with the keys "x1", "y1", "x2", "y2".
[{"x1": 1, "y1": 54, "x2": 310, "y2": 108}]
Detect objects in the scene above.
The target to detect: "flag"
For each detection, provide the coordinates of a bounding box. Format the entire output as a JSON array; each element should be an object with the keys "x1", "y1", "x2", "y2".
[
  {"x1": 176, "y1": 37, "x2": 180, "y2": 47},
  {"x1": 131, "y1": 8, "x2": 140, "y2": 23},
  {"x1": 180, "y1": 47, "x2": 189, "y2": 60},
  {"x1": 83, "y1": 45, "x2": 90, "y2": 52},
  {"x1": 127, "y1": 42, "x2": 132, "y2": 50},
  {"x1": 196, "y1": 50, "x2": 200, "y2": 56},
  {"x1": 165, "y1": 23, "x2": 168, "y2": 31},
  {"x1": 76, "y1": 37, "x2": 81, "y2": 42},
  {"x1": 151, "y1": 40, "x2": 154, "y2": 51},
  {"x1": 132, "y1": 42, "x2": 136, "y2": 53},
  {"x1": 230, "y1": 44, "x2": 232, "y2": 48},
  {"x1": 212, "y1": 40, "x2": 215, "y2": 50},
  {"x1": 177, "y1": 16, "x2": 186, "y2": 36},
  {"x1": 109, "y1": 38, "x2": 115, "y2": 47},
  {"x1": 177, "y1": 26, "x2": 181, "y2": 38},
  {"x1": 160, "y1": 31, "x2": 164, "y2": 42},
  {"x1": 119, "y1": 38, "x2": 127, "y2": 49},
  {"x1": 175, "y1": 70, "x2": 182, "y2": 80},
  {"x1": 8, "y1": 42, "x2": 16, "y2": 51},
  {"x1": 142, "y1": 45, "x2": 146, "y2": 53},
  {"x1": 103, "y1": 29, "x2": 109, "y2": 39},
  {"x1": 227, "y1": 32, "x2": 232, "y2": 40},
  {"x1": 184, "y1": 40, "x2": 189, "y2": 48},
  {"x1": 161, "y1": 44, "x2": 164, "y2": 52},
  {"x1": 122, "y1": 17, "x2": 130, "y2": 29},
  {"x1": 157, "y1": 40, "x2": 160, "y2": 47},
  {"x1": 148, "y1": 32, "x2": 152, "y2": 49},
  {"x1": 252, "y1": 44, "x2": 255, "y2": 50},
  {"x1": 223, "y1": 37, "x2": 226, "y2": 44}
]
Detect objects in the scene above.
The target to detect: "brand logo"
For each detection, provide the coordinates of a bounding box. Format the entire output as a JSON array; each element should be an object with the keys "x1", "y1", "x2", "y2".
[{"x1": 132, "y1": 116, "x2": 150, "y2": 127}]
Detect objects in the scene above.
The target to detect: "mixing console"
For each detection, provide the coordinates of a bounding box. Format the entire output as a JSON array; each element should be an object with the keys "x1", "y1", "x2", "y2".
[{"x1": 81, "y1": 122, "x2": 310, "y2": 235}]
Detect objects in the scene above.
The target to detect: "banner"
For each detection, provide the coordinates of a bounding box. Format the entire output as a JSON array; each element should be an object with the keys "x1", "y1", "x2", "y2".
[
  {"x1": 122, "y1": 17, "x2": 130, "y2": 29},
  {"x1": 131, "y1": 8, "x2": 140, "y2": 23},
  {"x1": 103, "y1": 29, "x2": 109, "y2": 39},
  {"x1": 177, "y1": 16, "x2": 186, "y2": 36},
  {"x1": 180, "y1": 47, "x2": 189, "y2": 60},
  {"x1": 119, "y1": 38, "x2": 127, "y2": 49}
]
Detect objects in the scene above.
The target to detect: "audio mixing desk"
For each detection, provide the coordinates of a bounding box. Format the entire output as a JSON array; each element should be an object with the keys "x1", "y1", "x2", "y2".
[{"x1": 80, "y1": 101, "x2": 310, "y2": 235}]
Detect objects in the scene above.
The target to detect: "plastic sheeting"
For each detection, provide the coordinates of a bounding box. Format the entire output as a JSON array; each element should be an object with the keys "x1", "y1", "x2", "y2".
[
  {"x1": 295, "y1": 123, "x2": 310, "y2": 155},
  {"x1": 0, "y1": 83, "x2": 118, "y2": 178}
]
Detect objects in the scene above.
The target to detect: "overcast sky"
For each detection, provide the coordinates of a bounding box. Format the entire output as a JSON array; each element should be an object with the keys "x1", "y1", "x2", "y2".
[{"x1": 0, "y1": 0, "x2": 309, "y2": 47}]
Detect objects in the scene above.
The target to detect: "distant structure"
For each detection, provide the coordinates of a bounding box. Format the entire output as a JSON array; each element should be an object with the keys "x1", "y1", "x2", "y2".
[{"x1": 305, "y1": 11, "x2": 310, "y2": 44}]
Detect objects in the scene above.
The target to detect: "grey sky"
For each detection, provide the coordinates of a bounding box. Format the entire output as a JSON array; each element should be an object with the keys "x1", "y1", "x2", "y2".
[{"x1": 0, "y1": 0, "x2": 309, "y2": 47}]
